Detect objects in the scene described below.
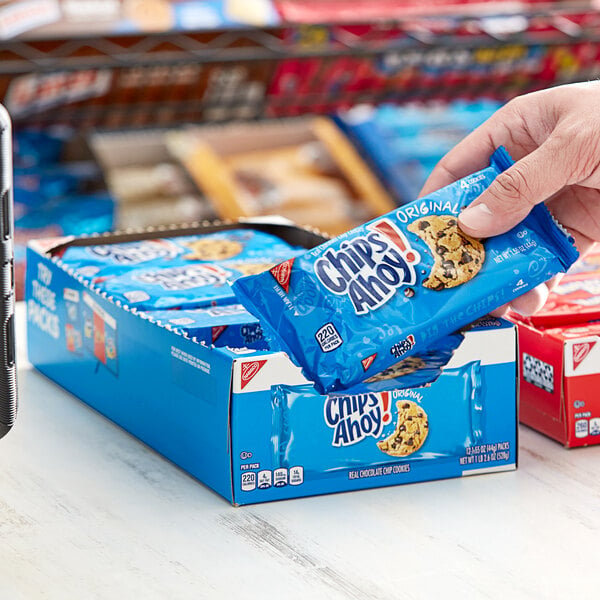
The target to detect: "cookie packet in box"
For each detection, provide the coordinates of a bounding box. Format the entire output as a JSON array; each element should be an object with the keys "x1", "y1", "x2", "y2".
[
  {"x1": 272, "y1": 360, "x2": 484, "y2": 473},
  {"x1": 55, "y1": 229, "x2": 300, "y2": 282},
  {"x1": 54, "y1": 229, "x2": 303, "y2": 311},
  {"x1": 143, "y1": 304, "x2": 268, "y2": 350},
  {"x1": 233, "y1": 147, "x2": 579, "y2": 393}
]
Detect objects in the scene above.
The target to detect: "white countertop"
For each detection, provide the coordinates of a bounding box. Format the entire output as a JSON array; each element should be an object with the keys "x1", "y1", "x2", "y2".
[{"x1": 2, "y1": 303, "x2": 600, "y2": 600}]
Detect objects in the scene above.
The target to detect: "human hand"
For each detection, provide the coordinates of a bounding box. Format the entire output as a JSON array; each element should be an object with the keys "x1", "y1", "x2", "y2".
[{"x1": 420, "y1": 82, "x2": 600, "y2": 316}]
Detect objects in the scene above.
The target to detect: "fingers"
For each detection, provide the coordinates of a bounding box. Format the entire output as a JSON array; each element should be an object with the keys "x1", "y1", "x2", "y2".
[
  {"x1": 545, "y1": 189, "x2": 600, "y2": 256},
  {"x1": 490, "y1": 304, "x2": 510, "y2": 318},
  {"x1": 458, "y1": 135, "x2": 570, "y2": 237}
]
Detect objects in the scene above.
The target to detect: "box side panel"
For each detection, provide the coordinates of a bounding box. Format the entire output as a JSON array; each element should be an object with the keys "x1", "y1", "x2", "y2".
[
  {"x1": 26, "y1": 248, "x2": 234, "y2": 501},
  {"x1": 562, "y1": 337, "x2": 600, "y2": 447},
  {"x1": 230, "y1": 328, "x2": 517, "y2": 505},
  {"x1": 517, "y1": 323, "x2": 567, "y2": 445}
]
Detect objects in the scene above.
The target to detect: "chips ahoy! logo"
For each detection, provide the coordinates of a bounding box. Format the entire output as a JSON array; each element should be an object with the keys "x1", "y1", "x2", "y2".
[
  {"x1": 89, "y1": 239, "x2": 180, "y2": 265},
  {"x1": 314, "y1": 219, "x2": 420, "y2": 315},
  {"x1": 324, "y1": 391, "x2": 392, "y2": 446}
]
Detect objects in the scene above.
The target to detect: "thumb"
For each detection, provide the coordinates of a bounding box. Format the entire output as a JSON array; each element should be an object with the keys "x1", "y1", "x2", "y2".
[{"x1": 458, "y1": 137, "x2": 568, "y2": 238}]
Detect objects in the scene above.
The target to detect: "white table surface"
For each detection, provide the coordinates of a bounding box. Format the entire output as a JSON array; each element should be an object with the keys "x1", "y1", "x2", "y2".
[{"x1": 2, "y1": 303, "x2": 600, "y2": 600}]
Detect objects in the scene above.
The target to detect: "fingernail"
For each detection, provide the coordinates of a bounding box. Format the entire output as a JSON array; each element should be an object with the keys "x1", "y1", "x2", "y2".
[{"x1": 459, "y1": 203, "x2": 494, "y2": 232}]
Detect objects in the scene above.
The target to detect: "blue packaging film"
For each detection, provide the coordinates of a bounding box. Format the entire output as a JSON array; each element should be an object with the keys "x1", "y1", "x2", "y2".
[
  {"x1": 233, "y1": 147, "x2": 579, "y2": 393},
  {"x1": 56, "y1": 229, "x2": 303, "y2": 310},
  {"x1": 56, "y1": 229, "x2": 300, "y2": 282},
  {"x1": 356, "y1": 331, "x2": 463, "y2": 391},
  {"x1": 271, "y1": 361, "x2": 483, "y2": 474},
  {"x1": 144, "y1": 304, "x2": 268, "y2": 350},
  {"x1": 96, "y1": 261, "x2": 239, "y2": 310}
]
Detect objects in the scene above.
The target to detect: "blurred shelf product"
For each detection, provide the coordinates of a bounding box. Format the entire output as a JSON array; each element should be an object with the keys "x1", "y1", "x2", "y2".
[
  {"x1": 90, "y1": 129, "x2": 216, "y2": 229},
  {"x1": 1, "y1": 2, "x2": 599, "y2": 127},
  {"x1": 334, "y1": 99, "x2": 502, "y2": 203},
  {"x1": 13, "y1": 127, "x2": 114, "y2": 298},
  {"x1": 165, "y1": 116, "x2": 395, "y2": 236}
]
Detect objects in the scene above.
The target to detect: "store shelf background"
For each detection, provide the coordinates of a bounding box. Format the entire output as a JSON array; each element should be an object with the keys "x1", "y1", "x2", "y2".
[{"x1": 1, "y1": 1, "x2": 599, "y2": 128}]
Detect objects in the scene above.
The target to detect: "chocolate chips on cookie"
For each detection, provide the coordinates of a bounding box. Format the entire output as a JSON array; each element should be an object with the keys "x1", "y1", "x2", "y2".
[{"x1": 408, "y1": 215, "x2": 485, "y2": 290}]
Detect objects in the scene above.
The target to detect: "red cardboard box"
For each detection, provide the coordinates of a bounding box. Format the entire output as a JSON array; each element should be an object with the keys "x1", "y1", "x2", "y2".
[
  {"x1": 523, "y1": 243, "x2": 600, "y2": 327},
  {"x1": 517, "y1": 320, "x2": 600, "y2": 448}
]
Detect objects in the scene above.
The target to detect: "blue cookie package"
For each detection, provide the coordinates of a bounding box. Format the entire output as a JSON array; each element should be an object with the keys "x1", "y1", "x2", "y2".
[
  {"x1": 144, "y1": 304, "x2": 268, "y2": 350},
  {"x1": 233, "y1": 147, "x2": 579, "y2": 393},
  {"x1": 56, "y1": 229, "x2": 302, "y2": 310},
  {"x1": 272, "y1": 361, "x2": 483, "y2": 473},
  {"x1": 57, "y1": 229, "x2": 299, "y2": 281}
]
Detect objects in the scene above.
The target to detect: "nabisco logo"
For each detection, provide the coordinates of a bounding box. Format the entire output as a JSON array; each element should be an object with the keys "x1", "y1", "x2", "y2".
[
  {"x1": 573, "y1": 341, "x2": 596, "y2": 370},
  {"x1": 211, "y1": 325, "x2": 227, "y2": 343},
  {"x1": 240, "y1": 359, "x2": 267, "y2": 389},
  {"x1": 361, "y1": 354, "x2": 377, "y2": 371},
  {"x1": 270, "y1": 258, "x2": 295, "y2": 293}
]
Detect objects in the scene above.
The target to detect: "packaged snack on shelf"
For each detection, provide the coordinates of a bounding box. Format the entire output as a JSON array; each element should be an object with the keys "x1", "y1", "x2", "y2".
[
  {"x1": 334, "y1": 100, "x2": 501, "y2": 204},
  {"x1": 164, "y1": 116, "x2": 395, "y2": 236},
  {"x1": 13, "y1": 128, "x2": 69, "y2": 168},
  {"x1": 515, "y1": 319, "x2": 600, "y2": 448},
  {"x1": 143, "y1": 304, "x2": 268, "y2": 350},
  {"x1": 26, "y1": 221, "x2": 517, "y2": 505},
  {"x1": 233, "y1": 147, "x2": 578, "y2": 393},
  {"x1": 89, "y1": 129, "x2": 216, "y2": 228},
  {"x1": 12, "y1": 128, "x2": 115, "y2": 299}
]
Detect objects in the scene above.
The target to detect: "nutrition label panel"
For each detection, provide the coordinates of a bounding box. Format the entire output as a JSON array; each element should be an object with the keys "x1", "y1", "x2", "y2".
[{"x1": 241, "y1": 466, "x2": 304, "y2": 492}]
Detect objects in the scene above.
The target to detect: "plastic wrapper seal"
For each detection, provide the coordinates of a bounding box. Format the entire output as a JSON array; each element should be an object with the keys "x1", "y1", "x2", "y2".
[{"x1": 233, "y1": 147, "x2": 579, "y2": 393}]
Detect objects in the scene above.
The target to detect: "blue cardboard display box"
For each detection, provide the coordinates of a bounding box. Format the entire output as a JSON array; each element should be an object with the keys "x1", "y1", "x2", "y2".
[{"x1": 26, "y1": 222, "x2": 518, "y2": 505}]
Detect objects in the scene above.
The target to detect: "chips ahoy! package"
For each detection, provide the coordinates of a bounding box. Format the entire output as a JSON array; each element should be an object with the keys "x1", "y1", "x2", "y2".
[
  {"x1": 233, "y1": 147, "x2": 579, "y2": 393},
  {"x1": 272, "y1": 361, "x2": 484, "y2": 474},
  {"x1": 56, "y1": 229, "x2": 300, "y2": 283},
  {"x1": 55, "y1": 229, "x2": 303, "y2": 311}
]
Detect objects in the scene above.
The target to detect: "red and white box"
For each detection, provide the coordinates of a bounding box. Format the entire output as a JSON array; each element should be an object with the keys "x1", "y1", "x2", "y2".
[
  {"x1": 514, "y1": 243, "x2": 600, "y2": 447},
  {"x1": 516, "y1": 318, "x2": 600, "y2": 448}
]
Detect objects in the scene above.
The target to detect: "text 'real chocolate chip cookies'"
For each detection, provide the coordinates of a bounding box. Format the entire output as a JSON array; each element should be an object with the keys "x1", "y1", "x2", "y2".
[{"x1": 408, "y1": 215, "x2": 485, "y2": 290}]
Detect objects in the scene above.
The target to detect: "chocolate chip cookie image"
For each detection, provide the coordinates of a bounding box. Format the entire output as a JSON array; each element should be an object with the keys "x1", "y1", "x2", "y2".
[
  {"x1": 377, "y1": 401, "x2": 429, "y2": 457},
  {"x1": 407, "y1": 215, "x2": 485, "y2": 290},
  {"x1": 365, "y1": 356, "x2": 426, "y2": 383},
  {"x1": 183, "y1": 239, "x2": 243, "y2": 261}
]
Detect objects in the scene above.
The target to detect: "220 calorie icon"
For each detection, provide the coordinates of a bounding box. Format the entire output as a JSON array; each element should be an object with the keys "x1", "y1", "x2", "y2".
[{"x1": 315, "y1": 322, "x2": 343, "y2": 353}]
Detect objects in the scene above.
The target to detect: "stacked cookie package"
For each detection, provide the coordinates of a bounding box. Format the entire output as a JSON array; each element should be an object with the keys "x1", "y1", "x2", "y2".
[{"x1": 55, "y1": 228, "x2": 305, "y2": 351}]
